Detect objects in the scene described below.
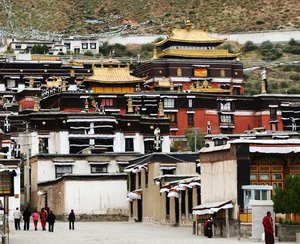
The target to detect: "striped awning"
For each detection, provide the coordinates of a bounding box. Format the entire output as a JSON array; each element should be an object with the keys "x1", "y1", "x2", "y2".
[{"x1": 193, "y1": 200, "x2": 233, "y2": 215}]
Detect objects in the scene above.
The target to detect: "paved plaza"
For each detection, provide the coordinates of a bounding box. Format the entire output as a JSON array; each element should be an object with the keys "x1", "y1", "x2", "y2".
[{"x1": 8, "y1": 221, "x2": 295, "y2": 244}]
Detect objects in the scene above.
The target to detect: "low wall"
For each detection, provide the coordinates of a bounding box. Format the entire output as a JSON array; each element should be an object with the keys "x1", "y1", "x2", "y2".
[
  {"x1": 56, "y1": 214, "x2": 128, "y2": 222},
  {"x1": 277, "y1": 225, "x2": 300, "y2": 242}
]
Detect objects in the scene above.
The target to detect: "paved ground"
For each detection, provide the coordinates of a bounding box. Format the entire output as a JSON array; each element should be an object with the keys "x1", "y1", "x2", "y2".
[{"x1": 8, "y1": 221, "x2": 295, "y2": 244}]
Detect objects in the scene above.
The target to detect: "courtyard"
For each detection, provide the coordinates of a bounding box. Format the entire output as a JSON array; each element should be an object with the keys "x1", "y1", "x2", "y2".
[{"x1": 8, "y1": 221, "x2": 295, "y2": 244}]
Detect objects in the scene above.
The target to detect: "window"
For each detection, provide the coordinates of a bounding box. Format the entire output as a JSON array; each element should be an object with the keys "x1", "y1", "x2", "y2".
[
  {"x1": 119, "y1": 164, "x2": 126, "y2": 173},
  {"x1": 220, "y1": 115, "x2": 233, "y2": 123},
  {"x1": 272, "y1": 173, "x2": 282, "y2": 180},
  {"x1": 250, "y1": 166, "x2": 258, "y2": 171},
  {"x1": 164, "y1": 98, "x2": 175, "y2": 108},
  {"x1": 101, "y1": 98, "x2": 114, "y2": 107},
  {"x1": 220, "y1": 101, "x2": 232, "y2": 111},
  {"x1": 161, "y1": 166, "x2": 176, "y2": 175},
  {"x1": 38, "y1": 138, "x2": 49, "y2": 153},
  {"x1": 145, "y1": 170, "x2": 149, "y2": 187},
  {"x1": 15, "y1": 45, "x2": 21, "y2": 49},
  {"x1": 188, "y1": 114, "x2": 194, "y2": 126},
  {"x1": 90, "y1": 43, "x2": 96, "y2": 49},
  {"x1": 259, "y1": 166, "x2": 270, "y2": 171},
  {"x1": 272, "y1": 166, "x2": 282, "y2": 171},
  {"x1": 165, "y1": 113, "x2": 177, "y2": 123},
  {"x1": 125, "y1": 138, "x2": 134, "y2": 152},
  {"x1": 91, "y1": 164, "x2": 108, "y2": 173},
  {"x1": 214, "y1": 139, "x2": 227, "y2": 146},
  {"x1": 270, "y1": 108, "x2": 277, "y2": 120},
  {"x1": 56, "y1": 165, "x2": 72, "y2": 178},
  {"x1": 65, "y1": 43, "x2": 71, "y2": 49},
  {"x1": 188, "y1": 99, "x2": 193, "y2": 108},
  {"x1": 250, "y1": 174, "x2": 258, "y2": 180},
  {"x1": 74, "y1": 48, "x2": 80, "y2": 53},
  {"x1": 7, "y1": 79, "x2": 16, "y2": 88},
  {"x1": 259, "y1": 174, "x2": 270, "y2": 180},
  {"x1": 82, "y1": 43, "x2": 88, "y2": 49}
]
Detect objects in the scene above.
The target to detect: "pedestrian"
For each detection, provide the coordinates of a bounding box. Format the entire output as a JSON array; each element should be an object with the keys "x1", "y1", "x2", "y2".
[
  {"x1": 204, "y1": 217, "x2": 213, "y2": 238},
  {"x1": 23, "y1": 207, "x2": 31, "y2": 231},
  {"x1": 32, "y1": 209, "x2": 39, "y2": 231},
  {"x1": 47, "y1": 211, "x2": 56, "y2": 232},
  {"x1": 13, "y1": 207, "x2": 21, "y2": 230},
  {"x1": 40, "y1": 208, "x2": 47, "y2": 231},
  {"x1": 68, "y1": 209, "x2": 75, "y2": 230},
  {"x1": 262, "y1": 211, "x2": 274, "y2": 244}
]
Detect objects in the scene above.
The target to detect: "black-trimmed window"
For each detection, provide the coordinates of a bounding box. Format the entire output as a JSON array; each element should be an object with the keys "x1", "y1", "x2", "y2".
[
  {"x1": 101, "y1": 98, "x2": 114, "y2": 107},
  {"x1": 163, "y1": 98, "x2": 175, "y2": 108},
  {"x1": 188, "y1": 99, "x2": 193, "y2": 108},
  {"x1": 270, "y1": 108, "x2": 277, "y2": 120},
  {"x1": 38, "y1": 138, "x2": 49, "y2": 153},
  {"x1": 125, "y1": 138, "x2": 134, "y2": 151},
  {"x1": 90, "y1": 43, "x2": 96, "y2": 49},
  {"x1": 55, "y1": 165, "x2": 72, "y2": 178},
  {"x1": 82, "y1": 43, "x2": 88, "y2": 49},
  {"x1": 65, "y1": 43, "x2": 70, "y2": 49},
  {"x1": 188, "y1": 113, "x2": 194, "y2": 126},
  {"x1": 220, "y1": 114, "x2": 234, "y2": 123},
  {"x1": 91, "y1": 164, "x2": 108, "y2": 173}
]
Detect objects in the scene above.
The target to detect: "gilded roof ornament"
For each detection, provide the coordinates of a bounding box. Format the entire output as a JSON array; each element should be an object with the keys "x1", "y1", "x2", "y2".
[{"x1": 185, "y1": 19, "x2": 192, "y2": 31}]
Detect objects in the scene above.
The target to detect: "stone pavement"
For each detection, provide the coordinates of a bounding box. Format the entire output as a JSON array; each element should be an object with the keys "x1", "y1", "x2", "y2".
[{"x1": 8, "y1": 221, "x2": 295, "y2": 244}]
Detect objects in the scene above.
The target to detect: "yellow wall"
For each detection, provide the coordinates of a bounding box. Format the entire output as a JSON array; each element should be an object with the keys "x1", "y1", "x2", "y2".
[{"x1": 92, "y1": 87, "x2": 135, "y2": 93}]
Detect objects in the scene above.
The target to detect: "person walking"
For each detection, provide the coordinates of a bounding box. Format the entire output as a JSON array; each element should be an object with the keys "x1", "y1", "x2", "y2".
[
  {"x1": 262, "y1": 211, "x2": 274, "y2": 244},
  {"x1": 204, "y1": 217, "x2": 213, "y2": 238},
  {"x1": 47, "y1": 211, "x2": 56, "y2": 232},
  {"x1": 13, "y1": 207, "x2": 21, "y2": 230},
  {"x1": 22, "y1": 208, "x2": 31, "y2": 231},
  {"x1": 40, "y1": 208, "x2": 47, "y2": 231},
  {"x1": 32, "y1": 210, "x2": 39, "y2": 231},
  {"x1": 68, "y1": 209, "x2": 75, "y2": 230}
]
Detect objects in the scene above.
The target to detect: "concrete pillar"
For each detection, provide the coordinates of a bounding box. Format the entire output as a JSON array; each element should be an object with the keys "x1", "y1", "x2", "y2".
[{"x1": 226, "y1": 208, "x2": 230, "y2": 237}]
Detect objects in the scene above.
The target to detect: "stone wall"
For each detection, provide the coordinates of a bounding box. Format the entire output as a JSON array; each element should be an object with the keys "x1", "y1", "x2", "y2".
[
  {"x1": 277, "y1": 225, "x2": 300, "y2": 242},
  {"x1": 56, "y1": 214, "x2": 128, "y2": 222}
]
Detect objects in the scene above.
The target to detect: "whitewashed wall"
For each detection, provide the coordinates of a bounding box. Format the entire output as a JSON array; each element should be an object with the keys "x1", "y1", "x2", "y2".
[
  {"x1": 64, "y1": 180, "x2": 128, "y2": 215},
  {"x1": 201, "y1": 159, "x2": 238, "y2": 219}
]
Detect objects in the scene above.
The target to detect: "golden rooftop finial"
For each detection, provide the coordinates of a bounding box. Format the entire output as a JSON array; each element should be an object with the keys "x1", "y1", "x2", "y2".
[{"x1": 185, "y1": 19, "x2": 192, "y2": 31}]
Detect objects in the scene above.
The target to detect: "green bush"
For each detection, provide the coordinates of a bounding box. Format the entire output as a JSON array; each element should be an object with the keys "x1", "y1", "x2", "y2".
[
  {"x1": 293, "y1": 65, "x2": 300, "y2": 73},
  {"x1": 241, "y1": 41, "x2": 257, "y2": 52},
  {"x1": 280, "y1": 81, "x2": 289, "y2": 88},
  {"x1": 282, "y1": 65, "x2": 292, "y2": 71},
  {"x1": 290, "y1": 74, "x2": 300, "y2": 81},
  {"x1": 256, "y1": 19, "x2": 265, "y2": 25},
  {"x1": 84, "y1": 50, "x2": 94, "y2": 56}
]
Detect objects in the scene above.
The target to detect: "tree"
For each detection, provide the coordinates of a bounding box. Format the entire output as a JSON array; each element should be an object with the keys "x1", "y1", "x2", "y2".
[
  {"x1": 273, "y1": 175, "x2": 300, "y2": 215},
  {"x1": 185, "y1": 128, "x2": 205, "y2": 152},
  {"x1": 31, "y1": 44, "x2": 49, "y2": 54},
  {"x1": 241, "y1": 41, "x2": 257, "y2": 52}
]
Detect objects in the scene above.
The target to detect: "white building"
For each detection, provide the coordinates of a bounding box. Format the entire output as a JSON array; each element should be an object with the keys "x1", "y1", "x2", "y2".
[{"x1": 62, "y1": 36, "x2": 99, "y2": 54}]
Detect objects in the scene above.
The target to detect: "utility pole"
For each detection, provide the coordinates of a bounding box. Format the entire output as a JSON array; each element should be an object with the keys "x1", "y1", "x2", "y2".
[{"x1": 25, "y1": 122, "x2": 30, "y2": 207}]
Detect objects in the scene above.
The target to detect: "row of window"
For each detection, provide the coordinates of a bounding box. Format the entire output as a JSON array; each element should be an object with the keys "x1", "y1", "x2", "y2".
[
  {"x1": 64, "y1": 43, "x2": 97, "y2": 49},
  {"x1": 55, "y1": 164, "x2": 126, "y2": 178}
]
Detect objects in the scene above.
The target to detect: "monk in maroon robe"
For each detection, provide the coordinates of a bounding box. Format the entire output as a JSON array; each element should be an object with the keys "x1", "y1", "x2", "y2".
[{"x1": 262, "y1": 211, "x2": 274, "y2": 244}]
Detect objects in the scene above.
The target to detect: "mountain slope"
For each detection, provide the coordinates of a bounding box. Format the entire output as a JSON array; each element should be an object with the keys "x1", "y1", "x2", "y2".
[{"x1": 0, "y1": 0, "x2": 299, "y2": 38}]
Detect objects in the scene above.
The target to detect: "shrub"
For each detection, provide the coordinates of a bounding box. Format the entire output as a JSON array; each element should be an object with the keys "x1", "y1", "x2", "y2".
[
  {"x1": 241, "y1": 41, "x2": 257, "y2": 52},
  {"x1": 280, "y1": 81, "x2": 289, "y2": 88},
  {"x1": 293, "y1": 65, "x2": 300, "y2": 73},
  {"x1": 290, "y1": 74, "x2": 300, "y2": 81},
  {"x1": 256, "y1": 19, "x2": 265, "y2": 25},
  {"x1": 282, "y1": 65, "x2": 292, "y2": 72},
  {"x1": 84, "y1": 50, "x2": 94, "y2": 56}
]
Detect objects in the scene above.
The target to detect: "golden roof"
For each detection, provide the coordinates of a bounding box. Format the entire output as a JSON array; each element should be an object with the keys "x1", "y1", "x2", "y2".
[
  {"x1": 157, "y1": 49, "x2": 239, "y2": 59},
  {"x1": 84, "y1": 66, "x2": 144, "y2": 84},
  {"x1": 154, "y1": 23, "x2": 225, "y2": 46}
]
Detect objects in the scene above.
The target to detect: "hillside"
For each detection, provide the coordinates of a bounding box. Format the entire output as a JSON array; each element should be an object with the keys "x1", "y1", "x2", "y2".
[{"x1": 0, "y1": 0, "x2": 300, "y2": 38}]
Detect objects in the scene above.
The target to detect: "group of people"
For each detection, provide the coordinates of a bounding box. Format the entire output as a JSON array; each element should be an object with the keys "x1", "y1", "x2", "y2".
[{"x1": 13, "y1": 207, "x2": 76, "y2": 232}]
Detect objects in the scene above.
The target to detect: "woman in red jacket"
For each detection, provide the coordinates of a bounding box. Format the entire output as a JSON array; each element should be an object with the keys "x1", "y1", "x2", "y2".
[{"x1": 40, "y1": 208, "x2": 47, "y2": 231}]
